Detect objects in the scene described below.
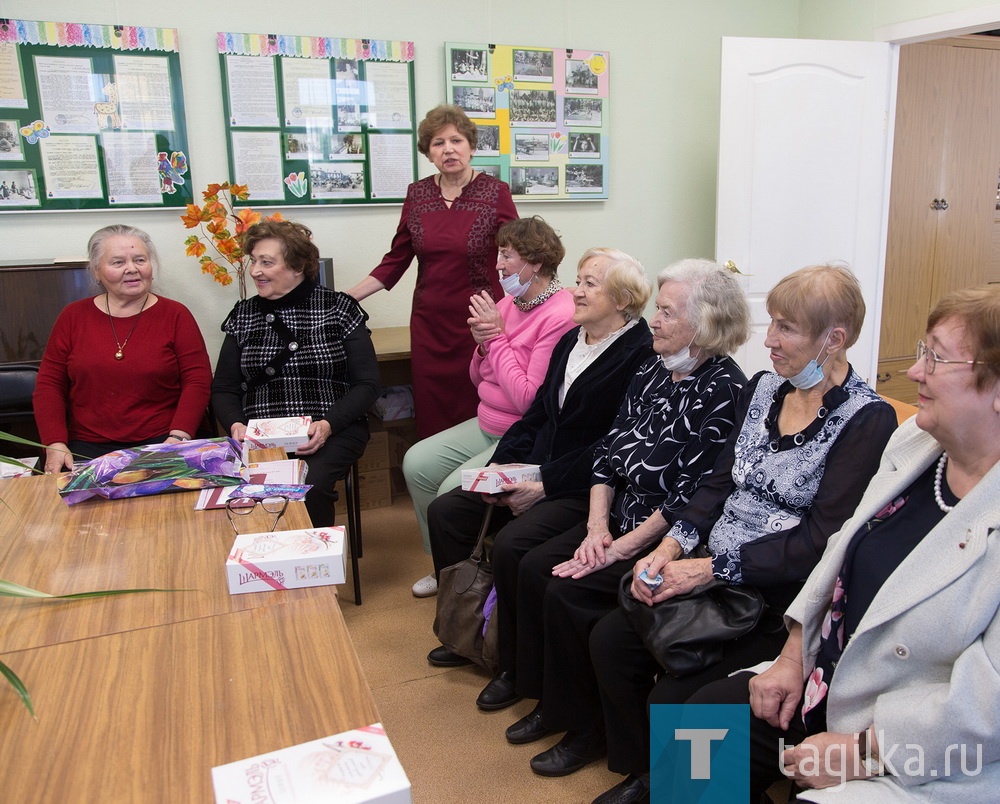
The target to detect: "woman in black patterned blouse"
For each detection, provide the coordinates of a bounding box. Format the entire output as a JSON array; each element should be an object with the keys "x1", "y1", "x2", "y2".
[
  {"x1": 212, "y1": 220, "x2": 380, "y2": 527},
  {"x1": 477, "y1": 260, "x2": 753, "y2": 750}
]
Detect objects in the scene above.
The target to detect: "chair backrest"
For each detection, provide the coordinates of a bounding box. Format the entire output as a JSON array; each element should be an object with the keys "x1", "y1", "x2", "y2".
[{"x1": 0, "y1": 363, "x2": 39, "y2": 423}]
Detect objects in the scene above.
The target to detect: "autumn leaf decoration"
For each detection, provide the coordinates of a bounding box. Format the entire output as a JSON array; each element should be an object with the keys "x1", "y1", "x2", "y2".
[{"x1": 181, "y1": 182, "x2": 282, "y2": 299}]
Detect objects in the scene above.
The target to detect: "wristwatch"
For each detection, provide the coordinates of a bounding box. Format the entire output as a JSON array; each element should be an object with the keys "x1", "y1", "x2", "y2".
[{"x1": 858, "y1": 727, "x2": 884, "y2": 776}]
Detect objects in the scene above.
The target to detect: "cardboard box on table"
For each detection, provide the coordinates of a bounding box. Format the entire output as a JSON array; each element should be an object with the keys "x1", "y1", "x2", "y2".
[
  {"x1": 211, "y1": 722, "x2": 411, "y2": 803},
  {"x1": 226, "y1": 527, "x2": 345, "y2": 595}
]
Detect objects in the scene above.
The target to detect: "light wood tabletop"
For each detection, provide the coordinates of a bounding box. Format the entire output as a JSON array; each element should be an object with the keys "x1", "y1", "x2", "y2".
[
  {"x1": 0, "y1": 469, "x2": 331, "y2": 653},
  {"x1": 0, "y1": 452, "x2": 380, "y2": 802},
  {"x1": 370, "y1": 326, "x2": 411, "y2": 362}
]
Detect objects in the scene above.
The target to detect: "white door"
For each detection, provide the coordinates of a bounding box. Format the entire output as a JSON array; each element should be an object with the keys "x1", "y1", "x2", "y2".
[{"x1": 716, "y1": 37, "x2": 896, "y2": 385}]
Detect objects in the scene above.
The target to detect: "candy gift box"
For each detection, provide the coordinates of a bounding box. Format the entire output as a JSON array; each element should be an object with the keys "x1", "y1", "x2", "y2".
[
  {"x1": 226, "y1": 526, "x2": 345, "y2": 595},
  {"x1": 460, "y1": 463, "x2": 541, "y2": 494},
  {"x1": 211, "y1": 722, "x2": 411, "y2": 804},
  {"x1": 243, "y1": 416, "x2": 312, "y2": 461}
]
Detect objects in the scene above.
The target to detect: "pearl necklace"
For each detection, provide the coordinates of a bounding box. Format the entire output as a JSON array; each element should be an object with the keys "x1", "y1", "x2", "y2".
[{"x1": 934, "y1": 452, "x2": 955, "y2": 513}]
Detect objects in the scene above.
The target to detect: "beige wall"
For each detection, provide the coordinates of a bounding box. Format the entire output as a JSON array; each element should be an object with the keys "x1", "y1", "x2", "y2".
[
  {"x1": 3, "y1": 0, "x2": 995, "y2": 363},
  {"x1": 799, "y1": 0, "x2": 1000, "y2": 39},
  {"x1": 1, "y1": 0, "x2": 799, "y2": 361}
]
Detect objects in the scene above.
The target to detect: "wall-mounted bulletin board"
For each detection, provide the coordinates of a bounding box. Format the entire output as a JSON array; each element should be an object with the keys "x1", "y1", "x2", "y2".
[
  {"x1": 0, "y1": 18, "x2": 193, "y2": 212},
  {"x1": 218, "y1": 32, "x2": 417, "y2": 207},
  {"x1": 445, "y1": 42, "x2": 609, "y2": 201}
]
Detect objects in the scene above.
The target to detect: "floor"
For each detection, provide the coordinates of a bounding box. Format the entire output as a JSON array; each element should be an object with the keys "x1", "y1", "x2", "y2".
[{"x1": 337, "y1": 494, "x2": 625, "y2": 804}]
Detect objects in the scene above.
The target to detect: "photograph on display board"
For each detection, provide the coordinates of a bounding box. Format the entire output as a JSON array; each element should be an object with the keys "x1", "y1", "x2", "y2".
[
  {"x1": 514, "y1": 133, "x2": 549, "y2": 161},
  {"x1": 565, "y1": 59, "x2": 599, "y2": 94},
  {"x1": 336, "y1": 103, "x2": 362, "y2": 131},
  {"x1": 335, "y1": 59, "x2": 360, "y2": 82},
  {"x1": 509, "y1": 90, "x2": 557, "y2": 127},
  {"x1": 0, "y1": 121, "x2": 24, "y2": 160},
  {"x1": 566, "y1": 164, "x2": 603, "y2": 193},
  {"x1": 285, "y1": 132, "x2": 322, "y2": 159},
  {"x1": 478, "y1": 164, "x2": 500, "y2": 178},
  {"x1": 451, "y1": 48, "x2": 488, "y2": 82},
  {"x1": 569, "y1": 132, "x2": 600, "y2": 158},
  {"x1": 564, "y1": 97, "x2": 603, "y2": 126},
  {"x1": 452, "y1": 86, "x2": 496, "y2": 117},
  {"x1": 0, "y1": 169, "x2": 39, "y2": 206},
  {"x1": 476, "y1": 124, "x2": 500, "y2": 155},
  {"x1": 310, "y1": 162, "x2": 365, "y2": 198},
  {"x1": 329, "y1": 134, "x2": 364, "y2": 159},
  {"x1": 510, "y1": 166, "x2": 558, "y2": 195},
  {"x1": 512, "y1": 49, "x2": 553, "y2": 82}
]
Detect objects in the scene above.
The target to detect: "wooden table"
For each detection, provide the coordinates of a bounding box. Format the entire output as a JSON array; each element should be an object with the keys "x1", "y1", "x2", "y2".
[
  {"x1": 370, "y1": 326, "x2": 411, "y2": 388},
  {"x1": 0, "y1": 459, "x2": 379, "y2": 803}
]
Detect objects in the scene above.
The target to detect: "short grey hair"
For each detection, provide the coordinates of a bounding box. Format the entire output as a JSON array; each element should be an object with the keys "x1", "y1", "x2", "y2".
[
  {"x1": 578, "y1": 247, "x2": 653, "y2": 321},
  {"x1": 657, "y1": 258, "x2": 752, "y2": 356},
  {"x1": 87, "y1": 224, "x2": 160, "y2": 282}
]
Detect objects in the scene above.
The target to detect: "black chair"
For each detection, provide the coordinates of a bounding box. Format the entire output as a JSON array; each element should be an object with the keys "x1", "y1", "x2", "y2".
[
  {"x1": 342, "y1": 459, "x2": 364, "y2": 605},
  {"x1": 0, "y1": 363, "x2": 39, "y2": 425}
]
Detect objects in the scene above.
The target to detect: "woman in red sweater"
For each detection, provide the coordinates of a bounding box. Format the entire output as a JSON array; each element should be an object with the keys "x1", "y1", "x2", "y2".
[{"x1": 33, "y1": 224, "x2": 212, "y2": 473}]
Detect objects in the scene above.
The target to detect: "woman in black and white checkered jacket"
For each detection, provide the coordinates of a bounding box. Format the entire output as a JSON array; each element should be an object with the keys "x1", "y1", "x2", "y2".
[{"x1": 212, "y1": 219, "x2": 380, "y2": 526}]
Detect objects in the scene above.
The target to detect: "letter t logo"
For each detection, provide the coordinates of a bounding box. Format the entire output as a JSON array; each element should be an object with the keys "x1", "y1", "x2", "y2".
[{"x1": 675, "y1": 728, "x2": 729, "y2": 779}]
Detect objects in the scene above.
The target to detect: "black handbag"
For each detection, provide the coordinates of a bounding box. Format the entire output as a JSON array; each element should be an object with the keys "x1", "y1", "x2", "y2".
[
  {"x1": 618, "y1": 560, "x2": 765, "y2": 678},
  {"x1": 432, "y1": 505, "x2": 499, "y2": 672}
]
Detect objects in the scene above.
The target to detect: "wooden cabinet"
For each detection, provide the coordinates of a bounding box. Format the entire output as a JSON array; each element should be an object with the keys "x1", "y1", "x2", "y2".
[{"x1": 878, "y1": 40, "x2": 1000, "y2": 402}]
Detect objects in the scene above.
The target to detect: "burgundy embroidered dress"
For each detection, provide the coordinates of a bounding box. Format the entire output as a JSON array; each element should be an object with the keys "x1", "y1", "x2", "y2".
[{"x1": 371, "y1": 172, "x2": 518, "y2": 439}]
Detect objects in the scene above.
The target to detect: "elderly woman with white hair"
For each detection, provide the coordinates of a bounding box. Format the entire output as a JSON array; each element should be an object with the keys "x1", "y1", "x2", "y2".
[{"x1": 426, "y1": 247, "x2": 655, "y2": 667}]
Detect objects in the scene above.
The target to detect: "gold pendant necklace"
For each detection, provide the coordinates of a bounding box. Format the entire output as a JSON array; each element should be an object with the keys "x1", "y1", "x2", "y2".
[{"x1": 106, "y1": 292, "x2": 149, "y2": 360}]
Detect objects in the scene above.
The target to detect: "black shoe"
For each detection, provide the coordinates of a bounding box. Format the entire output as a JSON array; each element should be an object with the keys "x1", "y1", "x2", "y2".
[
  {"x1": 530, "y1": 729, "x2": 606, "y2": 777},
  {"x1": 476, "y1": 670, "x2": 522, "y2": 711},
  {"x1": 592, "y1": 774, "x2": 650, "y2": 804},
  {"x1": 427, "y1": 645, "x2": 472, "y2": 667},
  {"x1": 505, "y1": 702, "x2": 554, "y2": 745}
]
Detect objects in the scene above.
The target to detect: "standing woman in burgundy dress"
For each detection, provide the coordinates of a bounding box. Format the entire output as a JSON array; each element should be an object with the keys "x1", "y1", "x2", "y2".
[{"x1": 347, "y1": 105, "x2": 518, "y2": 439}]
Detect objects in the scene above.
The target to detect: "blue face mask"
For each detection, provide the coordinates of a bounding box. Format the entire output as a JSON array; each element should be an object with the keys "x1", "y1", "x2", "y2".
[
  {"x1": 500, "y1": 262, "x2": 532, "y2": 297},
  {"x1": 787, "y1": 332, "x2": 832, "y2": 389}
]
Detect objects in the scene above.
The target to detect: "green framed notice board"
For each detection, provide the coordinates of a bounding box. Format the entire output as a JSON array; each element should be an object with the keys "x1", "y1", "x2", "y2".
[
  {"x1": 218, "y1": 32, "x2": 417, "y2": 206},
  {"x1": 0, "y1": 19, "x2": 192, "y2": 212}
]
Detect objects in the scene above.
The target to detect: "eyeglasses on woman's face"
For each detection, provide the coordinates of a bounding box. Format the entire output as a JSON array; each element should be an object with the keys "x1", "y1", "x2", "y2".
[
  {"x1": 226, "y1": 495, "x2": 289, "y2": 535},
  {"x1": 915, "y1": 340, "x2": 988, "y2": 375}
]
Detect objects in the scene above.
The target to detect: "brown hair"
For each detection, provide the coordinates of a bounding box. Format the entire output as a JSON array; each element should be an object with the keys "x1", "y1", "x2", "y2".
[
  {"x1": 496, "y1": 216, "x2": 565, "y2": 279},
  {"x1": 417, "y1": 105, "x2": 477, "y2": 155},
  {"x1": 766, "y1": 264, "x2": 865, "y2": 348},
  {"x1": 927, "y1": 285, "x2": 1000, "y2": 391},
  {"x1": 241, "y1": 220, "x2": 320, "y2": 281}
]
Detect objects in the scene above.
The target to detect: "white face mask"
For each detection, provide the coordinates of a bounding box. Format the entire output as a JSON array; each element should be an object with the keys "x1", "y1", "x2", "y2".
[
  {"x1": 500, "y1": 262, "x2": 532, "y2": 297},
  {"x1": 661, "y1": 334, "x2": 700, "y2": 374},
  {"x1": 787, "y1": 332, "x2": 832, "y2": 389}
]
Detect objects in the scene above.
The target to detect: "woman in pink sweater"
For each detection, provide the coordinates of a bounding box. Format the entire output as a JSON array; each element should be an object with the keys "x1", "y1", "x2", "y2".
[{"x1": 405, "y1": 217, "x2": 576, "y2": 597}]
